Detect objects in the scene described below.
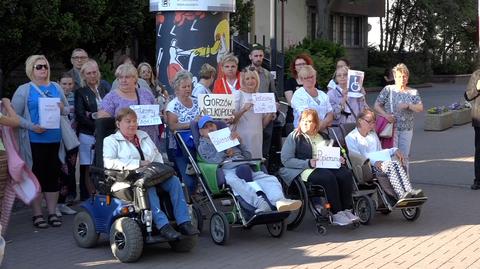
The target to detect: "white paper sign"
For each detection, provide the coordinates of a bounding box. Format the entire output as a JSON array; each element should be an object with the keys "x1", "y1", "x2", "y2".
[
  {"x1": 316, "y1": 147, "x2": 341, "y2": 169},
  {"x1": 207, "y1": 127, "x2": 240, "y2": 152},
  {"x1": 366, "y1": 149, "x2": 392, "y2": 164},
  {"x1": 129, "y1": 105, "x2": 162, "y2": 126},
  {"x1": 38, "y1": 98, "x2": 60, "y2": 129},
  {"x1": 347, "y1": 70, "x2": 365, "y2": 98},
  {"x1": 199, "y1": 94, "x2": 235, "y2": 119},
  {"x1": 252, "y1": 93, "x2": 276, "y2": 113}
]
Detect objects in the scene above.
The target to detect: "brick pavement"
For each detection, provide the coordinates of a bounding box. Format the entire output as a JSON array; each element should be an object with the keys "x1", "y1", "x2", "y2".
[{"x1": 3, "y1": 83, "x2": 480, "y2": 269}]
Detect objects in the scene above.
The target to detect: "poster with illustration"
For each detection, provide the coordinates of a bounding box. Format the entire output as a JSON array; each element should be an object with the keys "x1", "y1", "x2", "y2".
[{"x1": 347, "y1": 70, "x2": 365, "y2": 98}]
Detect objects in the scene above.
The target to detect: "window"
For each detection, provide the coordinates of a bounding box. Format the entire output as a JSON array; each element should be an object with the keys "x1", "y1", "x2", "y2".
[{"x1": 331, "y1": 14, "x2": 364, "y2": 48}]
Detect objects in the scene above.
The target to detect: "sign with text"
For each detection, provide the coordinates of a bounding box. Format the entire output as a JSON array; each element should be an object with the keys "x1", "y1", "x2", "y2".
[
  {"x1": 199, "y1": 94, "x2": 235, "y2": 119},
  {"x1": 39, "y1": 97, "x2": 60, "y2": 129},
  {"x1": 316, "y1": 147, "x2": 341, "y2": 169},
  {"x1": 129, "y1": 105, "x2": 162, "y2": 126},
  {"x1": 347, "y1": 70, "x2": 365, "y2": 98},
  {"x1": 208, "y1": 127, "x2": 239, "y2": 152},
  {"x1": 252, "y1": 93, "x2": 276, "y2": 114},
  {"x1": 150, "y1": 0, "x2": 235, "y2": 12}
]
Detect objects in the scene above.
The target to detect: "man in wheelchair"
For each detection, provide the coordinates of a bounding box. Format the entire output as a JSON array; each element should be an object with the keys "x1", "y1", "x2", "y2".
[
  {"x1": 103, "y1": 108, "x2": 199, "y2": 240},
  {"x1": 196, "y1": 115, "x2": 302, "y2": 214}
]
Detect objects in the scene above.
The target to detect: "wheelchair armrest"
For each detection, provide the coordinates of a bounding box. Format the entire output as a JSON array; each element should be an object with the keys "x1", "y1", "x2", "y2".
[
  {"x1": 218, "y1": 158, "x2": 265, "y2": 167},
  {"x1": 90, "y1": 166, "x2": 129, "y2": 178}
]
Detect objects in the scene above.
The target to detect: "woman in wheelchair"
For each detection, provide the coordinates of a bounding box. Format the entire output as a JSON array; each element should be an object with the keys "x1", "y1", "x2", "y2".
[
  {"x1": 345, "y1": 108, "x2": 424, "y2": 200},
  {"x1": 197, "y1": 115, "x2": 302, "y2": 214},
  {"x1": 281, "y1": 109, "x2": 359, "y2": 226},
  {"x1": 103, "y1": 108, "x2": 199, "y2": 240}
]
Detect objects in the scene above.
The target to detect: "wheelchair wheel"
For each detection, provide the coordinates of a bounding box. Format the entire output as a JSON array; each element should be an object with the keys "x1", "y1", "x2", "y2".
[
  {"x1": 73, "y1": 210, "x2": 99, "y2": 248},
  {"x1": 401, "y1": 207, "x2": 421, "y2": 221},
  {"x1": 316, "y1": 223, "x2": 327, "y2": 235},
  {"x1": 169, "y1": 235, "x2": 198, "y2": 252},
  {"x1": 266, "y1": 221, "x2": 285, "y2": 238},
  {"x1": 354, "y1": 195, "x2": 375, "y2": 225},
  {"x1": 210, "y1": 212, "x2": 230, "y2": 245},
  {"x1": 191, "y1": 204, "x2": 204, "y2": 234},
  {"x1": 282, "y1": 178, "x2": 308, "y2": 231},
  {"x1": 110, "y1": 217, "x2": 144, "y2": 263}
]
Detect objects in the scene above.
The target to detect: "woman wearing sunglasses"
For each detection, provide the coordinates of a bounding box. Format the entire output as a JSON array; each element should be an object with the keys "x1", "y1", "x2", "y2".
[{"x1": 12, "y1": 55, "x2": 71, "y2": 229}]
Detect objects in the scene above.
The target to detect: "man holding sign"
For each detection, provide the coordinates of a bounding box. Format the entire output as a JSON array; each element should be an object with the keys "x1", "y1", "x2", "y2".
[{"x1": 197, "y1": 115, "x2": 302, "y2": 214}]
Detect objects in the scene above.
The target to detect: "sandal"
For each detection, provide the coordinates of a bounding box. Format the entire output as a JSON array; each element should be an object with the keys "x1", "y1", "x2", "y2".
[
  {"x1": 32, "y1": 215, "x2": 48, "y2": 229},
  {"x1": 47, "y1": 214, "x2": 62, "y2": 227}
]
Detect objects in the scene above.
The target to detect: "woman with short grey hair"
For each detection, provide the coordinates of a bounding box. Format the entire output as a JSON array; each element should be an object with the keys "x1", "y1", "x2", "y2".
[{"x1": 166, "y1": 70, "x2": 200, "y2": 194}]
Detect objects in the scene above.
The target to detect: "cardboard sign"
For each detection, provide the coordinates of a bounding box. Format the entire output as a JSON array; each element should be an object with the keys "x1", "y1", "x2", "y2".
[
  {"x1": 208, "y1": 127, "x2": 240, "y2": 152},
  {"x1": 315, "y1": 147, "x2": 341, "y2": 169},
  {"x1": 252, "y1": 93, "x2": 276, "y2": 114},
  {"x1": 199, "y1": 94, "x2": 235, "y2": 119},
  {"x1": 38, "y1": 97, "x2": 60, "y2": 129},
  {"x1": 129, "y1": 105, "x2": 162, "y2": 126},
  {"x1": 347, "y1": 70, "x2": 365, "y2": 98}
]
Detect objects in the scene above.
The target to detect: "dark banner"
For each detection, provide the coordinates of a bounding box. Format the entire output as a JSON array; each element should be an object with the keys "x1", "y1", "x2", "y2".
[{"x1": 155, "y1": 12, "x2": 230, "y2": 94}]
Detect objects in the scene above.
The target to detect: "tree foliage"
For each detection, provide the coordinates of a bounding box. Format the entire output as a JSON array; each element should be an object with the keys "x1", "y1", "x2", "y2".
[{"x1": 230, "y1": 0, "x2": 254, "y2": 37}]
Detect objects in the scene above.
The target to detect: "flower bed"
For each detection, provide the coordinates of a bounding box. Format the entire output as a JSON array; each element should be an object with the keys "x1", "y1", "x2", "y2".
[
  {"x1": 448, "y1": 102, "x2": 471, "y2": 126},
  {"x1": 424, "y1": 106, "x2": 453, "y2": 131}
]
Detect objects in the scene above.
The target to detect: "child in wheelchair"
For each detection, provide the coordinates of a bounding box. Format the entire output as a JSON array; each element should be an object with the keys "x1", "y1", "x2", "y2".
[
  {"x1": 103, "y1": 108, "x2": 199, "y2": 240},
  {"x1": 196, "y1": 115, "x2": 302, "y2": 214}
]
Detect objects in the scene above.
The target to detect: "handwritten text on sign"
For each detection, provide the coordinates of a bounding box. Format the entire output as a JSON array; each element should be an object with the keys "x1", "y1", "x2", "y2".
[
  {"x1": 39, "y1": 97, "x2": 60, "y2": 129},
  {"x1": 316, "y1": 147, "x2": 341, "y2": 169},
  {"x1": 347, "y1": 70, "x2": 365, "y2": 98},
  {"x1": 208, "y1": 127, "x2": 240, "y2": 152},
  {"x1": 129, "y1": 105, "x2": 162, "y2": 126},
  {"x1": 253, "y1": 93, "x2": 276, "y2": 114},
  {"x1": 199, "y1": 94, "x2": 235, "y2": 119}
]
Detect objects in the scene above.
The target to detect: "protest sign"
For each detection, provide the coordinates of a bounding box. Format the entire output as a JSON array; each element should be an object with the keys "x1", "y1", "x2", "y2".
[
  {"x1": 129, "y1": 104, "x2": 162, "y2": 126},
  {"x1": 199, "y1": 94, "x2": 235, "y2": 119},
  {"x1": 347, "y1": 70, "x2": 365, "y2": 98},
  {"x1": 315, "y1": 147, "x2": 341, "y2": 169},
  {"x1": 208, "y1": 127, "x2": 240, "y2": 152},
  {"x1": 252, "y1": 93, "x2": 276, "y2": 114},
  {"x1": 39, "y1": 97, "x2": 60, "y2": 129}
]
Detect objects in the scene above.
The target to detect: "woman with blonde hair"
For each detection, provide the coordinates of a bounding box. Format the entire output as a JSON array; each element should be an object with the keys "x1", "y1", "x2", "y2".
[
  {"x1": 12, "y1": 55, "x2": 70, "y2": 228},
  {"x1": 213, "y1": 53, "x2": 240, "y2": 94},
  {"x1": 232, "y1": 68, "x2": 275, "y2": 159},
  {"x1": 192, "y1": 63, "x2": 216, "y2": 97}
]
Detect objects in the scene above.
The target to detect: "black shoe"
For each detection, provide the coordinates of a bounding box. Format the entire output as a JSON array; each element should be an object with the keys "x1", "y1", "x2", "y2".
[
  {"x1": 178, "y1": 221, "x2": 199, "y2": 236},
  {"x1": 471, "y1": 183, "x2": 480, "y2": 190},
  {"x1": 159, "y1": 224, "x2": 181, "y2": 241}
]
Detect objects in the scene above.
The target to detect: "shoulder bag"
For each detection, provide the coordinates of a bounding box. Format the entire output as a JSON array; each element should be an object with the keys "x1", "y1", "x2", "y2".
[{"x1": 378, "y1": 88, "x2": 394, "y2": 138}]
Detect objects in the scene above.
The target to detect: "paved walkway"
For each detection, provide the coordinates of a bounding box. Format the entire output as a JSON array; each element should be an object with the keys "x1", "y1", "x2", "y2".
[{"x1": 3, "y1": 82, "x2": 480, "y2": 269}]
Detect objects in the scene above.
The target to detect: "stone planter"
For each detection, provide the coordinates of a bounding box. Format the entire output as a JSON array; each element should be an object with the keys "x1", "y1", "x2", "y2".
[
  {"x1": 452, "y1": 108, "x2": 471, "y2": 125},
  {"x1": 424, "y1": 111, "x2": 454, "y2": 131}
]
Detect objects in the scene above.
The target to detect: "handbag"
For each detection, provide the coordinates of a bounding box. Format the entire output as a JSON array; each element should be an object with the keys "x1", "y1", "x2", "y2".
[
  {"x1": 377, "y1": 88, "x2": 394, "y2": 138},
  {"x1": 30, "y1": 83, "x2": 80, "y2": 150},
  {"x1": 127, "y1": 162, "x2": 176, "y2": 188}
]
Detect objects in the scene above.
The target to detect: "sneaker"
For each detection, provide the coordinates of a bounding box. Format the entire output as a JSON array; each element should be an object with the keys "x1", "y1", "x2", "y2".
[
  {"x1": 471, "y1": 183, "x2": 480, "y2": 190},
  {"x1": 343, "y1": 210, "x2": 360, "y2": 222},
  {"x1": 410, "y1": 189, "x2": 424, "y2": 198},
  {"x1": 57, "y1": 204, "x2": 77, "y2": 215},
  {"x1": 331, "y1": 212, "x2": 352, "y2": 226},
  {"x1": 55, "y1": 206, "x2": 62, "y2": 218},
  {"x1": 255, "y1": 197, "x2": 272, "y2": 214},
  {"x1": 275, "y1": 199, "x2": 302, "y2": 212},
  {"x1": 400, "y1": 191, "x2": 414, "y2": 200}
]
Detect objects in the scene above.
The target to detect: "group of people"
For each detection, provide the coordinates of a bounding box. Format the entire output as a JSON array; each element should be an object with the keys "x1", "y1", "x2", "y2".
[{"x1": 0, "y1": 43, "x2": 428, "y2": 232}]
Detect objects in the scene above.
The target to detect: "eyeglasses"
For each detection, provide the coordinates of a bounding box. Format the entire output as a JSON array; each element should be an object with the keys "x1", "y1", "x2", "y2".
[
  {"x1": 361, "y1": 118, "x2": 375, "y2": 124},
  {"x1": 71, "y1": 56, "x2": 88, "y2": 61},
  {"x1": 295, "y1": 62, "x2": 307, "y2": 66},
  {"x1": 34, "y1": 64, "x2": 48, "y2": 70},
  {"x1": 301, "y1": 75, "x2": 315, "y2": 80}
]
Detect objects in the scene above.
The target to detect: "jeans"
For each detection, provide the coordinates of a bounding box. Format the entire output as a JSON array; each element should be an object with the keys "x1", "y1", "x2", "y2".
[
  {"x1": 147, "y1": 175, "x2": 190, "y2": 229},
  {"x1": 394, "y1": 129, "x2": 413, "y2": 172},
  {"x1": 167, "y1": 148, "x2": 196, "y2": 194}
]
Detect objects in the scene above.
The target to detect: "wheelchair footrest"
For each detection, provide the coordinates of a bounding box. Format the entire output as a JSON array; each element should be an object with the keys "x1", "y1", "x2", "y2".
[
  {"x1": 393, "y1": 196, "x2": 428, "y2": 208},
  {"x1": 244, "y1": 211, "x2": 290, "y2": 228},
  {"x1": 145, "y1": 234, "x2": 171, "y2": 245}
]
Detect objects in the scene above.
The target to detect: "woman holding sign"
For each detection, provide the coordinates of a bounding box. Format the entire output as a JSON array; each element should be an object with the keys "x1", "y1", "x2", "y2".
[
  {"x1": 232, "y1": 68, "x2": 275, "y2": 159},
  {"x1": 12, "y1": 55, "x2": 71, "y2": 228},
  {"x1": 327, "y1": 66, "x2": 368, "y2": 125},
  {"x1": 98, "y1": 64, "x2": 160, "y2": 149},
  {"x1": 280, "y1": 109, "x2": 358, "y2": 226}
]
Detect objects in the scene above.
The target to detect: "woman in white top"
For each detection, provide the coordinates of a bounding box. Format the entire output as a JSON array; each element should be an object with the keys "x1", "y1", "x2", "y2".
[
  {"x1": 345, "y1": 108, "x2": 423, "y2": 200},
  {"x1": 192, "y1": 63, "x2": 216, "y2": 97},
  {"x1": 291, "y1": 65, "x2": 333, "y2": 128},
  {"x1": 232, "y1": 68, "x2": 275, "y2": 158}
]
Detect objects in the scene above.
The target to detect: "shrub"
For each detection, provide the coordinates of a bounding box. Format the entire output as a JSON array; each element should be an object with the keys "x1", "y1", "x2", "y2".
[
  {"x1": 427, "y1": 106, "x2": 450, "y2": 114},
  {"x1": 284, "y1": 38, "x2": 345, "y2": 89}
]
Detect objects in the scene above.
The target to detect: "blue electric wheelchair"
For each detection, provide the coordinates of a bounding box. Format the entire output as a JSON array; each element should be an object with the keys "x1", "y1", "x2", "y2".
[
  {"x1": 175, "y1": 120, "x2": 291, "y2": 245},
  {"x1": 72, "y1": 118, "x2": 198, "y2": 263}
]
